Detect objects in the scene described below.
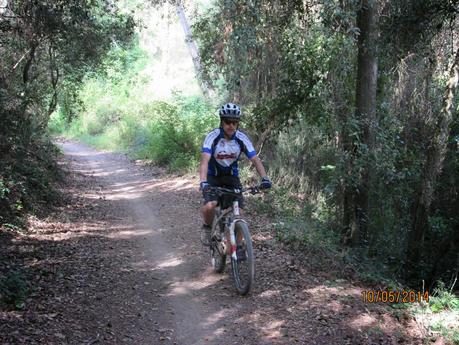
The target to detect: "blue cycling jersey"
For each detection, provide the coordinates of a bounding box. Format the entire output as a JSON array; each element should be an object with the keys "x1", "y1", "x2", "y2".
[{"x1": 202, "y1": 128, "x2": 257, "y2": 177}]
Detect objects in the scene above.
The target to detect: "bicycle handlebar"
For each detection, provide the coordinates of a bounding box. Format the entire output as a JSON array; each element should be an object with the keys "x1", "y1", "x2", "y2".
[{"x1": 209, "y1": 185, "x2": 265, "y2": 195}]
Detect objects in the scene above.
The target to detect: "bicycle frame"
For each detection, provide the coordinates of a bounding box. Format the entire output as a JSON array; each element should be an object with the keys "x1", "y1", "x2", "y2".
[
  {"x1": 210, "y1": 186, "x2": 260, "y2": 239},
  {"x1": 228, "y1": 201, "x2": 248, "y2": 260},
  {"x1": 208, "y1": 185, "x2": 262, "y2": 295},
  {"x1": 212, "y1": 200, "x2": 247, "y2": 260}
]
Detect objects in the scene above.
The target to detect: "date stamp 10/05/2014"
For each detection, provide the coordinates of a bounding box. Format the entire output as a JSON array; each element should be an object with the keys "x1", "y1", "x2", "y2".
[{"x1": 362, "y1": 290, "x2": 429, "y2": 303}]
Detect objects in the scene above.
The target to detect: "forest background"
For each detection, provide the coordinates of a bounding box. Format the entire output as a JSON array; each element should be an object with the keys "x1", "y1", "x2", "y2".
[{"x1": 0, "y1": 0, "x2": 458, "y2": 337}]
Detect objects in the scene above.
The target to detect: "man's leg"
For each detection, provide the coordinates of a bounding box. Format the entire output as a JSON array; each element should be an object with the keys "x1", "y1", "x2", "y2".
[
  {"x1": 201, "y1": 201, "x2": 217, "y2": 246},
  {"x1": 201, "y1": 201, "x2": 217, "y2": 226}
]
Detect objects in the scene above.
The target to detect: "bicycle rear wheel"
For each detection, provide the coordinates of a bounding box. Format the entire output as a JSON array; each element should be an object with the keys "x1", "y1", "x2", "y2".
[{"x1": 231, "y1": 221, "x2": 254, "y2": 295}]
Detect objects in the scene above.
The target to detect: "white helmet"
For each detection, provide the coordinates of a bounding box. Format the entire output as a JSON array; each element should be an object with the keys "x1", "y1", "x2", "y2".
[{"x1": 219, "y1": 103, "x2": 241, "y2": 119}]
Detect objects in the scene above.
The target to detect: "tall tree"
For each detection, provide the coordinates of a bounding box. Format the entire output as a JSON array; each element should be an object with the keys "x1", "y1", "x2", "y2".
[
  {"x1": 343, "y1": 0, "x2": 379, "y2": 246},
  {"x1": 407, "y1": 46, "x2": 459, "y2": 275},
  {"x1": 176, "y1": 0, "x2": 209, "y2": 96},
  {"x1": 0, "y1": 0, "x2": 134, "y2": 224}
]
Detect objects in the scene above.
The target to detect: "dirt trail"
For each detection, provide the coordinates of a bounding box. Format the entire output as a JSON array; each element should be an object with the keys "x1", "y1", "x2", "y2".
[
  {"x1": 0, "y1": 140, "x2": 428, "y2": 344},
  {"x1": 58, "y1": 141, "x2": 246, "y2": 345}
]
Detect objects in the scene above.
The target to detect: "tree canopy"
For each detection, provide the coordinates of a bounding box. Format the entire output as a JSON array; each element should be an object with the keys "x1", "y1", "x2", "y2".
[
  {"x1": 192, "y1": 0, "x2": 459, "y2": 287},
  {"x1": 0, "y1": 0, "x2": 134, "y2": 224}
]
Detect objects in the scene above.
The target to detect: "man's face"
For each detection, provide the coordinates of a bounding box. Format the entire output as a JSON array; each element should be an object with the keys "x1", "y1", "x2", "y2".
[{"x1": 221, "y1": 118, "x2": 239, "y2": 137}]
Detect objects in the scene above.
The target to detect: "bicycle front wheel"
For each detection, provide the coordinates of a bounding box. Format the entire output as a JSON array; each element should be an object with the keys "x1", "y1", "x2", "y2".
[{"x1": 230, "y1": 221, "x2": 254, "y2": 295}]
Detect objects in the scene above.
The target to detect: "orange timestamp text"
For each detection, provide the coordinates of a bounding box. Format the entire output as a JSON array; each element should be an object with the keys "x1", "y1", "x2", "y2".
[{"x1": 362, "y1": 290, "x2": 429, "y2": 303}]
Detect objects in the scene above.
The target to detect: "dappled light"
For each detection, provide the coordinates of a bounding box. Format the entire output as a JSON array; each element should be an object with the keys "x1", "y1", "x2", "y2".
[
  {"x1": 157, "y1": 257, "x2": 183, "y2": 269},
  {"x1": 106, "y1": 228, "x2": 153, "y2": 239},
  {"x1": 1, "y1": 139, "x2": 441, "y2": 344},
  {"x1": 261, "y1": 320, "x2": 285, "y2": 340},
  {"x1": 3, "y1": 0, "x2": 459, "y2": 338},
  {"x1": 350, "y1": 314, "x2": 378, "y2": 330}
]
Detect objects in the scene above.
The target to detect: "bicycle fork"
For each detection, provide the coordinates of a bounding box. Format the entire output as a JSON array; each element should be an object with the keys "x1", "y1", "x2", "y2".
[{"x1": 228, "y1": 201, "x2": 247, "y2": 260}]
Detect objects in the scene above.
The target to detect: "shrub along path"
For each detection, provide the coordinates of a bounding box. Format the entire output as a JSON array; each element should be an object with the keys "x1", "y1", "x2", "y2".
[{"x1": 0, "y1": 140, "x2": 431, "y2": 344}]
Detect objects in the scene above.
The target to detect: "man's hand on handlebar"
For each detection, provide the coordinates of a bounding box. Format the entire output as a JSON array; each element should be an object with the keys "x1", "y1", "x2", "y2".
[
  {"x1": 260, "y1": 176, "x2": 272, "y2": 189},
  {"x1": 200, "y1": 181, "x2": 211, "y2": 193}
]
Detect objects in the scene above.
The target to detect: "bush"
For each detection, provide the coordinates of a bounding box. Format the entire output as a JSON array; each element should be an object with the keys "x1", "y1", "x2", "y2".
[
  {"x1": 60, "y1": 39, "x2": 218, "y2": 172},
  {"x1": 138, "y1": 97, "x2": 216, "y2": 170},
  {"x1": 430, "y1": 281, "x2": 459, "y2": 313},
  {"x1": 48, "y1": 109, "x2": 68, "y2": 134},
  {"x1": 0, "y1": 138, "x2": 61, "y2": 226}
]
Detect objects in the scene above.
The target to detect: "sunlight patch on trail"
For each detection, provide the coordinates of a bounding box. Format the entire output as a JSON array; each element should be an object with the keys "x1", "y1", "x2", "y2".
[
  {"x1": 72, "y1": 168, "x2": 104, "y2": 175},
  {"x1": 65, "y1": 150, "x2": 109, "y2": 158},
  {"x1": 103, "y1": 187, "x2": 151, "y2": 200},
  {"x1": 166, "y1": 273, "x2": 225, "y2": 297},
  {"x1": 260, "y1": 319, "x2": 285, "y2": 340},
  {"x1": 259, "y1": 290, "x2": 281, "y2": 298},
  {"x1": 28, "y1": 218, "x2": 124, "y2": 241},
  {"x1": 91, "y1": 169, "x2": 128, "y2": 177},
  {"x1": 158, "y1": 256, "x2": 183, "y2": 269},
  {"x1": 106, "y1": 228, "x2": 153, "y2": 239},
  {"x1": 142, "y1": 179, "x2": 196, "y2": 193},
  {"x1": 350, "y1": 314, "x2": 378, "y2": 330},
  {"x1": 303, "y1": 285, "x2": 361, "y2": 299}
]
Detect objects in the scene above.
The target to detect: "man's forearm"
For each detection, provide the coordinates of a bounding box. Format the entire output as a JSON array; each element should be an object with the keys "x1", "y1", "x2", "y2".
[
  {"x1": 199, "y1": 162, "x2": 208, "y2": 182},
  {"x1": 251, "y1": 156, "x2": 267, "y2": 177},
  {"x1": 199, "y1": 153, "x2": 211, "y2": 182}
]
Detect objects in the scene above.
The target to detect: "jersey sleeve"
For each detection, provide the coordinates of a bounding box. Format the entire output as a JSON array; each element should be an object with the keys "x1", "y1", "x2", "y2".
[
  {"x1": 237, "y1": 131, "x2": 257, "y2": 159},
  {"x1": 201, "y1": 129, "x2": 219, "y2": 155}
]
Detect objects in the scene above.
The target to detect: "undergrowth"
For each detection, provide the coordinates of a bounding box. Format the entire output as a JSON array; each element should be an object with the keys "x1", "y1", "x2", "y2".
[
  {"x1": 49, "y1": 40, "x2": 219, "y2": 173},
  {"x1": 410, "y1": 281, "x2": 459, "y2": 344},
  {"x1": 0, "y1": 138, "x2": 63, "y2": 228}
]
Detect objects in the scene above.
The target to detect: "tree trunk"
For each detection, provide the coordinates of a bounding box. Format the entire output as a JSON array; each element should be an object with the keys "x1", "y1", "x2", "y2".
[
  {"x1": 343, "y1": 0, "x2": 379, "y2": 246},
  {"x1": 22, "y1": 43, "x2": 37, "y2": 84},
  {"x1": 175, "y1": 1, "x2": 209, "y2": 96},
  {"x1": 407, "y1": 47, "x2": 459, "y2": 276},
  {"x1": 46, "y1": 46, "x2": 59, "y2": 126}
]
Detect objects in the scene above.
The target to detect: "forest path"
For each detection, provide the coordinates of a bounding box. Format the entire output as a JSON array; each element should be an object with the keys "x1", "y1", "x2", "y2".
[
  {"x1": 0, "y1": 140, "x2": 426, "y2": 344},
  {"x1": 56, "y1": 140, "x2": 247, "y2": 345}
]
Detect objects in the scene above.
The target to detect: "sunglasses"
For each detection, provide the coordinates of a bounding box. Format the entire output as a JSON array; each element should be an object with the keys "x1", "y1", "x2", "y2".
[{"x1": 223, "y1": 119, "x2": 239, "y2": 126}]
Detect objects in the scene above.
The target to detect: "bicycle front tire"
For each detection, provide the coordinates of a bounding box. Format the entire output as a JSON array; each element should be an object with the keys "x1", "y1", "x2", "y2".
[{"x1": 230, "y1": 221, "x2": 254, "y2": 295}]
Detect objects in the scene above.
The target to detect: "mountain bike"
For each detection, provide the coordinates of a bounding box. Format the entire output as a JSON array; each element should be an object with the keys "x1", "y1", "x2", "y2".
[{"x1": 208, "y1": 185, "x2": 262, "y2": 295}]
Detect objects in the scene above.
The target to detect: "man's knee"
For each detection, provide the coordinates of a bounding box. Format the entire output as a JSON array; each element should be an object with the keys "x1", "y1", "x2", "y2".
[{"x1": 202, "y1": 201, "x2": 217, "y2": 212}]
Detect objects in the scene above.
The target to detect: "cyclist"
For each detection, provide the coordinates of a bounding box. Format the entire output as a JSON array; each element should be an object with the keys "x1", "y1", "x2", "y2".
[{"x1": 199, "y1": 102, "x2": 272, "y2": 246}]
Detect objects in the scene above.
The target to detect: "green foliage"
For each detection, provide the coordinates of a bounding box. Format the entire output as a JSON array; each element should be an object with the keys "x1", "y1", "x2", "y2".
[
  {"x1": 410, "y1": 280, "x2": 459, "y2": 345},
  {"x1": 430, "y1": 281, "x2": 459, "y2": 313},
  {"x1": 0, "y1": 1, "x2": 135, "y2": 225},
  {"x1": 0, "y1": 271, "x2": 30, "y2": 310},
  {"x1": 61, "y1": 40, "x2": 218, "y2": 172},
  {"x1": 193, "y1": 1, "x2": 337, "y2": 132},
  {"x1": 380, "y1": 0, "x2": 458, "y2": 60},
  {"x1": 430, "y1": 324, "x2": 459, "y2": 345},
  {"x1": 0, "y1": 178, "x2": 24, "y2": 223},
  {"x1": 120, "y1": 97, "x2": 216, "y2": 171},
  {"x1": 48, "y1": 110, "x2": 68, "y2": 134},
  {"x1": 0, "y1": 139, "x2": 62, "y2": 226},
  {"x1": 191, "y1": 0, "x2": 459, "y2": 287}
]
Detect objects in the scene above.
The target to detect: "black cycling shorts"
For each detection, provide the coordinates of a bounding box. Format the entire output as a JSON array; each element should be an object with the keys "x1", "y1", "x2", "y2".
[{"x1": 203, "y1": 175, "x2": 244, "y2": 208}]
